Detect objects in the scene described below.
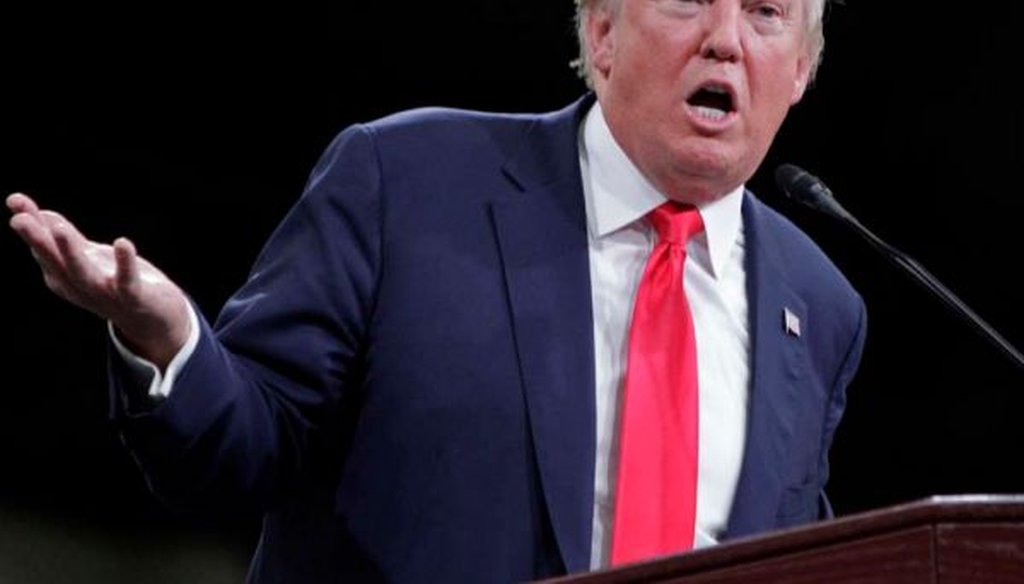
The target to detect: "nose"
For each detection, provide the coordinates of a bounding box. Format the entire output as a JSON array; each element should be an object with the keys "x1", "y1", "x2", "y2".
[{"x1": 699, "y1": 2, "x2": 744, "y2": 63}]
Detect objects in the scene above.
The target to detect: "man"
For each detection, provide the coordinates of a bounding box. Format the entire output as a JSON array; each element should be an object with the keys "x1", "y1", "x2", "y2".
[{"x1": 7, "y1": 0, "x2": 865, "y2": 581}]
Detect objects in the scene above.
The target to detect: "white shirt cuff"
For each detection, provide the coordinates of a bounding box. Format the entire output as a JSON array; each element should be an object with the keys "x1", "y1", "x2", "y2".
[{"x1": 108, "y1": 303, "x2": 201, "y2": 400}]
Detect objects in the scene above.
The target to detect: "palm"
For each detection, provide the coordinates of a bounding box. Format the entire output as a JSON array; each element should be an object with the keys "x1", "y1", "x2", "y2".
[{"x1": 69, "y1": 239, "x2": 178, "y2": 317}]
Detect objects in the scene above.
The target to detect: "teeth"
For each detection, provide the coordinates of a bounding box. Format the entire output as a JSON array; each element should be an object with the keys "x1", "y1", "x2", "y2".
[
  {"x1": 705, "y1": 85, "x2": 728, "y2": 95},
  {"x1": 694, "y1": 106, "x2": 728, "y2": 121}
]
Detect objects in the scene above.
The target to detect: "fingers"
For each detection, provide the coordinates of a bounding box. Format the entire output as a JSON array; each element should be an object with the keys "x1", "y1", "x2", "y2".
[
  {"x1": 6, "y1": 193, "x2": 45, "y2": 245},
  {"x1": 6, "y1": 193, "x2": 40, "y2": 215},
  {"x1": 40, "y1": 210, "x2": 91, "y2": 276},
  {"x1": 9, "y1": 196, "x2": 106, "y2": 296},
  {"x1": 53, "y1": 216, "x2": 108, "y2": 290},
  {"x1": 8, "y1": 194, "x2": 148, "y2": 314},
  {"x1": 10, "y1": 200, "x2": 100, "y2": 284},
  {"x1": 9, "y1": 208, "x2": 64, "y2": 273}
]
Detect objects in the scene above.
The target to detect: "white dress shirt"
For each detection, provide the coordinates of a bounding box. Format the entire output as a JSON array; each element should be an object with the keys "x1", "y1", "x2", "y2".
[
  {"x1": 580, "y1": 104, "x2": 750, "y2": 568},
  {"x1": 113, "y1": 102, "x2": 751, "y2": 571}
]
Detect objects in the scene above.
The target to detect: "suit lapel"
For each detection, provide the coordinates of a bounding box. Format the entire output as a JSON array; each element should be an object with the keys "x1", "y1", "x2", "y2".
[
  {"x1": 724, "y1": 194, "x2": 806, "y2": 538},
  {"x1": 490, "y1": 98, "x2": 597, "y2": 573}
]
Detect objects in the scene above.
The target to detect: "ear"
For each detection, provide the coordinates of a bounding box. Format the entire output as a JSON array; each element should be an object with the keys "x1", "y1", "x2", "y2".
[
  {"x1": 789, "y1": 49, "x2": 813, "y2": 104},
  {"x1": 586, "y1": 4, "x2": 616, "y2": 80}
]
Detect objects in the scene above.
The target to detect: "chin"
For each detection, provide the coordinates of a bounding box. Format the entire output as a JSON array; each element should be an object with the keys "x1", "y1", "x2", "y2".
[
  {"x1": 672, "y1": 136, "x2": 738, "y2": 170},
  {"x1": 664, "y1": 149, "x2": 745, "y2": 199}
]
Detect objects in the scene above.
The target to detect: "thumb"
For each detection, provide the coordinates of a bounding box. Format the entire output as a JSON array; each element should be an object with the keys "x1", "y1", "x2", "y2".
[{"x1": 113, "y1": 237, "x2": 140, "y2": 300}]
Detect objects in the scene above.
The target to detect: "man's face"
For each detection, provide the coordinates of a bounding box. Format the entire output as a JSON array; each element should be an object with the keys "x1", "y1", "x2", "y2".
[{"x1": 587, "y1": 0, "x2": 813, "y2": 202}]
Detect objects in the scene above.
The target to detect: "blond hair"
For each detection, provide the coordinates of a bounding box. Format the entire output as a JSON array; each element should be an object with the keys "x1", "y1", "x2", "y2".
[{"x1": 573, "y1": 0, "x2": 830, "y2": 88}]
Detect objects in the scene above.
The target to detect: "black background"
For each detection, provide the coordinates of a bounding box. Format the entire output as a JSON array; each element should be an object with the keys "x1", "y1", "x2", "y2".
[{"x1": 2, "y1": 1, "x2": 1023, "y2": 577}]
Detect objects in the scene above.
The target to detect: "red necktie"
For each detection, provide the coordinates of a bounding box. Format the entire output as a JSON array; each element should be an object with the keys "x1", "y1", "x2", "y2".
[{"x1": 611, "y1": 202, "x2": 704, "y2": 565}]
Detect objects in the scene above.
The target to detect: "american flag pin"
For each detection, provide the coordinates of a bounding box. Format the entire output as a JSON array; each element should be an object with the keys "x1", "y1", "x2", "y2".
[{"x1": 783, "y1": 308, "x2": 801, "y2": 338}]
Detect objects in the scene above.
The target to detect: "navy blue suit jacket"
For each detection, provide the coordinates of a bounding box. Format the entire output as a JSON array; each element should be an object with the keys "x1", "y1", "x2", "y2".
[{"x1": 111, "y1": 96, "x2": 866, "y2": 583}]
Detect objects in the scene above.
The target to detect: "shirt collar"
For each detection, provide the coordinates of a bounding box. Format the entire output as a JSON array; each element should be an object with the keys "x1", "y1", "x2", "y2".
[{"x1": 579, "y1": 102, "x2": 744, "y2": 280}]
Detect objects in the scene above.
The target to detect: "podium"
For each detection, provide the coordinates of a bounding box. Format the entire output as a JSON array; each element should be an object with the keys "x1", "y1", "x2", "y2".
[{"x1": 544, "y1": 495, "x2": 1024, "y2": 583}]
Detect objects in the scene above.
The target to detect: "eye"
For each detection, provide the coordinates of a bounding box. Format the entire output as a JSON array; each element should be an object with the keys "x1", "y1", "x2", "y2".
[
  {"x1": 667, "y1": 0, "x2": 705, "y2": 17},
  {"x1": 746, "y1": 1, "x2": 789, "y2": 32},
  {"x1": 751, "y1": 3, "x2": 783, "y2": 19}
]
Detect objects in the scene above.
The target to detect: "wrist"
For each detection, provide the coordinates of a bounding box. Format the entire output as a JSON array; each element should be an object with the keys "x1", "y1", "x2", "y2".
[{"x1": 114, "y1": 297, "x2": 191, "y2": 371}]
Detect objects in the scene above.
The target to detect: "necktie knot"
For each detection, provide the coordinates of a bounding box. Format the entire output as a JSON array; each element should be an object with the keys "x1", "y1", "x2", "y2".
[{"x1": 649, "y1": 202, "x2": 704, "y2": 246}]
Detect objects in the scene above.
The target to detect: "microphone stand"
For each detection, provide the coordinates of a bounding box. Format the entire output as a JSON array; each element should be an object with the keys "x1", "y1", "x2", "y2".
[
  {"x1": 778, "y1": 165, "x2": 1024, "y2": 373},
  {"x1": 844, "y1": 213, "x2": 1024, "y2": 372}
]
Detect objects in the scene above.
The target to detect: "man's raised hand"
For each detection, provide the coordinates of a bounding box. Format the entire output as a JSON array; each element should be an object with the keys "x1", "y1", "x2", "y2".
[{"x1": 7, "y1": 193, "x2": 191, "y2": 369}]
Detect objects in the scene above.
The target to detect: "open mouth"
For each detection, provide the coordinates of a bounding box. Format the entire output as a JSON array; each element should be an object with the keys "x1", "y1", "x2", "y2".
[{"x1": 687, "y1": 83, "x2": 736, "y2": 121}]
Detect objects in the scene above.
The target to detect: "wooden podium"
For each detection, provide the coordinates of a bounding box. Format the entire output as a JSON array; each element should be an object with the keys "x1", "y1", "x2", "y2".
[{"x1": 544, "y1": 495, "x2": 1024, "y2": 583}]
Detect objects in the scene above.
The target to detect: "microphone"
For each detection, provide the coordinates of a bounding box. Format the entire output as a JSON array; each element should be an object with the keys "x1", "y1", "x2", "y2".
[
  {"x1": 774, "y1": 164, "x2": 852, "y2": 222},
  {"x1": 775, "y1": 163, "x2": 1024, "y2": 372}
]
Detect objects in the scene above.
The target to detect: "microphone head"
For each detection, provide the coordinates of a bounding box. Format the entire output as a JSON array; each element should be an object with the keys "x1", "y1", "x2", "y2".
[{"x1": 774, "y1": 163, "x2": 850, "y2": 221}]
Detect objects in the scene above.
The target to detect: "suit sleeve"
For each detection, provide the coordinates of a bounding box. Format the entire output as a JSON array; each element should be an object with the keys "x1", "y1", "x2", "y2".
[
  {"x1": 817, "y1": 297, "x2": 868, "y2": 518},
  {"x1": 109, "y1": 124, "x2": 384, "y2": 507}
]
